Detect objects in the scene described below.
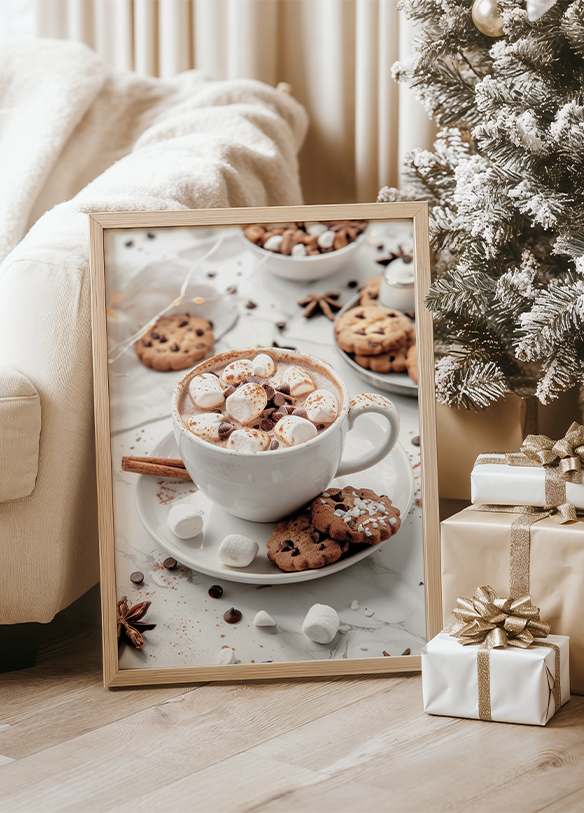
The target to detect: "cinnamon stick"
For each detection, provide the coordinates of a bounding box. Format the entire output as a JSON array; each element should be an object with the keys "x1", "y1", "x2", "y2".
[
  {"x1": 121, "y1": 457, "x2": 192, "y2": 480},
  {"x1": 123, "y1": 456, "x2": 186, "y2": 469}
]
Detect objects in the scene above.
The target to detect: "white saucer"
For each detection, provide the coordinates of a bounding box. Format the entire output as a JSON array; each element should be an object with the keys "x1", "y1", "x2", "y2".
[
  {"x1": 334, "y1": 294, "x2": 418, "y2": 399},
  {"x1": 135, "y1": 422, "x2": 415, "y2": 585}
]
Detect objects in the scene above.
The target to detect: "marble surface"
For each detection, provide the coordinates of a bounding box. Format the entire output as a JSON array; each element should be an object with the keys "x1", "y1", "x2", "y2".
[{"x1": 105, "y1": 222, "x2": 425, "y2": 671}]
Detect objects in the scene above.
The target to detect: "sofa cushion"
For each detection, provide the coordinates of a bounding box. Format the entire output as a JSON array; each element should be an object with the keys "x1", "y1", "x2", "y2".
[{"x1": 0, "y1": 362, "x2": 41, "y2": 502}]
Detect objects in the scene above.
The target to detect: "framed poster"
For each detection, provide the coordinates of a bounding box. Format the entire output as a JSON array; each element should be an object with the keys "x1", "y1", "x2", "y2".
[{"x1": 89, "y1": 203, "x2": 441, "y2": 687}]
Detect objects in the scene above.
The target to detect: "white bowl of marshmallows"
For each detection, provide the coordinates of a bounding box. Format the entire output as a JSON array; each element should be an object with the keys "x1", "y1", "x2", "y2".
[{"x1": 242, "y1": 220, "x2": 368, "y2": 281}]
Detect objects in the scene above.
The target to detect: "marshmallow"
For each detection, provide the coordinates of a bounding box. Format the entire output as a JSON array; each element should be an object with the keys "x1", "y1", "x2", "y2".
[
  {"x1": 217, "y1": 648, "x2": 237, "y2": 665},
  {"x1": 252, "y1": 353, "x2": 276, "y2": 377},
  {"x1": 227, "y1": 428, "x2": 271, "y2": 453},
  {"x1": 218, "y1": 534, "x2": 259, "y2": 567},
  {"x1": 167, "y1": 504, "x2": 203, "y2": 539},
  {"x1": 221, "y1": 359, "x2": 253, "y2": 385},
  {"x1": 302, "y1": 604, "x2": 339, "y2": 644},
  {"x1": 188, "y1": 373, "x2": 225, "y2": 409},
  {"x1": 304, "y1": 389, "x2": 338, "y2": 425},
  {"x1": 282, "y1": 365, "x2": 316, "y2": 396},
  {"x1": 254, "y1": 610, "x2": 276, "y2": 627},
  {"x1": 187, "y1": 412, "x2": 223, "y2": 441},
  {"x1": 274, "y1": 415, "x2": 317, "y2": 447},
  {"x1": 317, "y1": 229, "x2": 336, "y2": 249},
  {"x1": 306, "y1": 222, "x2": 327, "y2": 236},
  {"x1": 225, "y1": 383, "x2": 267, "y2": 424},
  {"x1": 291, "y1": 243, "x2": 307, "y2": 256},
  {"x1": 263, "y1": 234, "x2": 283, "y2": 252}
]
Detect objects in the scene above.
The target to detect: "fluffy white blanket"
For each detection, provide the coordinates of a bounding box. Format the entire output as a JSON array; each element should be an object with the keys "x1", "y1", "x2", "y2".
[{"x1": 0, "y1": 40, "x2": 308, "y2": 625}]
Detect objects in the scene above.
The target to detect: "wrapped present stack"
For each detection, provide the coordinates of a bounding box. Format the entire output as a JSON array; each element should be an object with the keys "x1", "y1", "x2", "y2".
[{"x1": 422, "y1": 422, "x2": 584, "y2": 725}]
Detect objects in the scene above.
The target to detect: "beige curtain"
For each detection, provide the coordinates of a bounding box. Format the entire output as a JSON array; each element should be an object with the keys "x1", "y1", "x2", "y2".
[{"x1": 32, "y1": 0, "x2": 435, "y2": 204}]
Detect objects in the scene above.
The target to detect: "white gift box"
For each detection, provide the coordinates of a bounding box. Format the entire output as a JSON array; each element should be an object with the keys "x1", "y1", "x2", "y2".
[
  {"x1": 422, "y1": 633, "x2": 570, "y2": 726},
  {"x1": 470, "y1": 454, "x2": 584, "y2": 509}
]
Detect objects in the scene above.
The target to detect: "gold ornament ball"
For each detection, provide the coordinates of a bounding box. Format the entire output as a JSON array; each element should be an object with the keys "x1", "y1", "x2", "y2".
[{"x1": 472, "y1": 0, "x2": 505, "y2": 37}]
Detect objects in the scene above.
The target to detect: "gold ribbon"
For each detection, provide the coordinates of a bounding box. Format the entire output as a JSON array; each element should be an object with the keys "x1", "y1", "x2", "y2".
[
  {"x1": 446, "y1": 586, "x2": 561, "y2": 722},
  {"x1": 476, "y1": 421, "x2": 584, "y2": 519}
]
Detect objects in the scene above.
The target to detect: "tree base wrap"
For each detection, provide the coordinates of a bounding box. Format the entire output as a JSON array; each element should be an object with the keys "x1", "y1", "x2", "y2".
[
  {"x1": 436, "y1": 395, "x2": 524, "y2": 502},
  {"x1": 422, "y1": 633, "x2": 570, "y2": 726},
  {"x1": 441, "y1": 509, "x2": 584, "y2": 693}
]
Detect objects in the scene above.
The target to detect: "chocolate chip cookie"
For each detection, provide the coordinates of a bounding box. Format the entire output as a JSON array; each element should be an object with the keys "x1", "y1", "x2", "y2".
[
  {"x1": 359, "y1": 274, "x2": 382, "y2": 307},
  {"x1": 406, "y1": 343, "x2": 418, "y2": 384},
  {"x1": 310, "y1": 486, "x2": 401, "y2": 546},
  {"x1": 267, "y1": 512, "x2": 349, "y2": 572},
  {"x1": 334, "y1": 306, "x2": 411, "y2": 356},
  {"x1": 353, "y1": 348, "x2": 408, "y2": 374},
  {"x1": 135, "y1": 314, "x2": 214, "y2": 372}
]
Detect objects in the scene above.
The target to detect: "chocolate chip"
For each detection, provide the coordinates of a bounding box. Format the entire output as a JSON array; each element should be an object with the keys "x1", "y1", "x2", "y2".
[
  {"x1": 388, "y1": 313, "x2": 396, "y2": 318},
  {"x1": 170, "y1": 343, "x2": 179, "y2": 351},
  {"x1": 130, "y1": 571, "x2": 144, "y2": 584},
  {"x1": 269, "y1": 439, "x2": 279, "y2": 450},
  {"x1": 347, "y1": 280, "x2": 358, "y2": 288},
  {"x1": 291, "y1": 549, "x2": 299, "y2": 557},
  {"x1": 370, "y1": 292, "x2": 379, "y2": 300},
  {"x1": 124, "y1": 240, "x2": 134, "y2": 247},
  {"x1": 207, "y1": 271, "x2": 217, "y2": 278},
  {"x1": 272, "y1": 341, "x2": 296, "y2": 350},
  {"x1": 159, "y1": 336, "x2": 168, "y2": 344},
  {"x1": 196, "y1": 328, "x2": 204, "y2": 336},
  {"x1": 336, "y1": 504, "x2": 348, "y2": 512},
  {"x1": 245, "y1": 300, "x2": 257, "y2": 309},
  {"x1": 223, "y1": 607, "x2": 242, "y2": 624},
  {"x1": 218, "y1": 423, "x2": 234, "y2": 439},
  {"x1": 401, "y1": 648, "x2": 412, "y2": 656},
  {"x1": 223, "y1": 386, "x2": 235, "y2": 398},
  {"x1": 261, "y1": 419, "x2": 275, "y2": 432},
  {"x1": 354, "y1": 312, "x2": 365, "y2": 319},
  {"x1": 163, "y1": 557, "x2": 177, "y2": 570},
  {"x1": 271, "y1": 410, "x2": 286, "y2": 422},
  {"x1": 276, "y1": 383, "x2": 291, "y2": 395},
  {"x1": 356, "y1": 328, "x2": 366, "y2": 335},
  {"x1": 142, "y1": 340, "x2": 152, "y2": 347},
  {"x1": 178, "y1": 319, "x2": 189, "y2": 327},
  {"x1": 411, "y1": 435, "x2": 420, "y2": 447},
  {"x1": 147, "y1": 232, "x2": 155, "y2": 238},
  {"x1": 373, "y1": 328, "x2": 384, "y2": 334},
  {"x1": 329, "y1": 491, "x2": 343, "y2": 502},
  {"x1": 292, "y1": 407, "x2": 308, "y2": 419},
  {"x1": 208, "y1": 585, "x2": 223, "y2": 599},
  {"x1": 150, "y1": 331, "x2": 160, "y2": 339},
  {"x1": 263, "y1": 384, "x2": 275, "y2": 399},
  {"x1": 207, "y1": 320, "x2": 214, "y2": 329},
  {"x1": 347, "y1": 519, "x2": 356, "y2": 530},
  {"x1": 377, "y1": 244, "x2": 384, "y2": 250},
  {"x1": 276, "y1": 321, "x2": 286, "y2": 330},
  {"x1": 273, "y1": 392, "x2": 286, "y2": 407}
]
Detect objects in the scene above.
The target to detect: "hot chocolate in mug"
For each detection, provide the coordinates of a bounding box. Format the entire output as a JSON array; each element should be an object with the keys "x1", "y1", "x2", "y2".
[{"x1": 171, "y1": 348, "x2": 400, "y2": 522}]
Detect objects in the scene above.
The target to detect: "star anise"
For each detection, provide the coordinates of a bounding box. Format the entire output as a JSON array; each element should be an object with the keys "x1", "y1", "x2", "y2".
[
  {"x1": 376, "y1": 245, "x2": 414, "y2": 267},
  {"x1": 297, "y1": 291, "x2": 342, "y2": 320},
  {"x1": 117, "y1": 596, "x2": 156, "y2": 649}
]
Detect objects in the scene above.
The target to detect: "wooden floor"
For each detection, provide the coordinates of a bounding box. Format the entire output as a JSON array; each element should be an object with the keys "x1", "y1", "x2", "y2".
[{"x1": 2, "y1": 594, "x2": 584, "y2": 813}]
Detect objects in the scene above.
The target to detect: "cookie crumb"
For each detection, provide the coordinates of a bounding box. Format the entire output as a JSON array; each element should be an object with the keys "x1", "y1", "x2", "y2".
[
  {"x1": 364, "y1": 608, "x2": 374, "y2": 617},
  {"x1": 350, "y1": 600, "x2": 359, "y2": 611}
]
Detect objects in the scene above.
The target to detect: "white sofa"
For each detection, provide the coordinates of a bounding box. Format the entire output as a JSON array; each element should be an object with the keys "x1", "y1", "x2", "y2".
[{"x1": 0, "y1": 41, "x2": 308, "y2": 636}]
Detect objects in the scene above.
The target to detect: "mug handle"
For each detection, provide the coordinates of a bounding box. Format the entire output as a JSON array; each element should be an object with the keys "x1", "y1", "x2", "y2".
[{"x1": 335, "y1": 393, "x2": 400, "y2": 478}]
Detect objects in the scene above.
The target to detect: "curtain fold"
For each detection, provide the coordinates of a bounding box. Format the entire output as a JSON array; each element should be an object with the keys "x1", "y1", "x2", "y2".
[{"x1": 31, "y1": 0, "x2": 436, "y2": 203}]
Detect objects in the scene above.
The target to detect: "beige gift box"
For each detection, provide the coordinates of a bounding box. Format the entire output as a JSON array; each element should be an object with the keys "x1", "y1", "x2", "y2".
[{"x1": 441, "y1": 508, "x2": 584, "y2": 694}]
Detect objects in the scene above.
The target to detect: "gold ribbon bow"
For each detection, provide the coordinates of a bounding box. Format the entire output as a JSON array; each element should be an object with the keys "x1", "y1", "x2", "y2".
[
  {"x1": 447, "y1": 586, "x2": 560, "y2": 722},
  {"x1": 449, "y1": 585, "x2": 551, "y2": 650},
  {"x1": 506, "y1": 421, "x2": 584, "y2": 520}
]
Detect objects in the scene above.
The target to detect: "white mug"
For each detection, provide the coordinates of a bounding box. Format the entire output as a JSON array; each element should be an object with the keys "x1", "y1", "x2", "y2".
[{"x1": 171, "y1": 348, "x2": 400, "y2": 522}]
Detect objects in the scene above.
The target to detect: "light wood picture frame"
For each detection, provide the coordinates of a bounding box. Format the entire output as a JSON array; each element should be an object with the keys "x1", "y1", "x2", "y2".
[{"x1": 89, "y1": 203, "x2": 441, "y2": 688}]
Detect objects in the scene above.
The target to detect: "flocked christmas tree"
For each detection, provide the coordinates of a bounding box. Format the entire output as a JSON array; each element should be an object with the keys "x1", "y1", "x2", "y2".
[{"x1": 379, "y1": 0, "x2": 584, "y2": 409}]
